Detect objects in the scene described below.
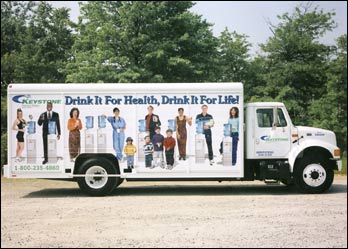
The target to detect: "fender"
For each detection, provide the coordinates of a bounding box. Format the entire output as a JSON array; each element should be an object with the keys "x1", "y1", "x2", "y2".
[{"x1": 288, "y1": 140, "x2": 341, "y2": 172}]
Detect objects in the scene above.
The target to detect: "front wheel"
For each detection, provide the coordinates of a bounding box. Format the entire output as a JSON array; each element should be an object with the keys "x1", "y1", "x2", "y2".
[
  {"x1": 77, "y1": 158, "x2": 121, "y2": 196},
  {"x1": 294, "y1": 157, "x2": 334, "y2": 194}
]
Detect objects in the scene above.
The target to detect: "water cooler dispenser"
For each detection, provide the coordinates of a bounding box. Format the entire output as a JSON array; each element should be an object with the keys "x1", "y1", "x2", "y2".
[
  {"x1": 85, "y1": 116, "x2": 94, "y2": 153},
  {"x1": 97, "y1": 116, "x2": 107, "y2": 153},
  {"x1": 168, "y1": 119, "x2": 176, "y2": 131},
  {"x1": 138, "y1": 119, "x2": 147, "y2": 162},
  {"x1": 222, "y1": 124, "x2": 233, "y2": 166},
  {"x1": 26, "y1": 117, "x2": 36, "y2": 163},
  {"x1": 47, "y1": 121, "x2": 58, "y2": 163},
  {"x1": 195, "y1": 120, "x2": 205, "y2": 163}
]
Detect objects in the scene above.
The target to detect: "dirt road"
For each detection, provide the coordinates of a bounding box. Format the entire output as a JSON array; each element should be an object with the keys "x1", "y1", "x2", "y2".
[{"x1": 1, "y1": 176, "x2": 347, "y2": 248}]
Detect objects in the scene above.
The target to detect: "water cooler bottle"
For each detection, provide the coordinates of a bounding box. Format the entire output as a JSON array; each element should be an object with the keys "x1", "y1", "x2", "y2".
[
  {"x1": 195, "y1": 120, "x2": 205, "y2": 163},
  {"x1": 26, "y1": 118, "x2": 36, "y2": 163},
  {"x1": 97, "y1": 116, "x2": 107, "y2": 153},
  {"x1": 47, "y1": 121, "x2": 58, "y2": 163},
  {"x1": 138, "y1": 119, "x2": 147, "y2": 162},
  {"x1": 222, "y1": 124, "x2": 232, "y2": 166},
  {"x1": 85, "y1": 116, "x2": 94, "y2": 153},
  {"x1": 168, "y1": 119, "x2": 176, "y2": 131}
]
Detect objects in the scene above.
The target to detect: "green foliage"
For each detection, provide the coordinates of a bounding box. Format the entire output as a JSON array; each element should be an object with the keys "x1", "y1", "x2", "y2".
[
  {"x1": 65, "y1": 1, "x2": 218, "y2": 83},
  {"x1": 1, "y1": 1, "x2": 74, "y2": 84},
  {"x1": 309, "y1": 34, "x2": 347, "y2": 151},
  {"x1": 1, "y1": 133, "x2": 7, "y2": 169},
  {"x1": 215, "y1": 28, "x2": 251, "y2": 83}
]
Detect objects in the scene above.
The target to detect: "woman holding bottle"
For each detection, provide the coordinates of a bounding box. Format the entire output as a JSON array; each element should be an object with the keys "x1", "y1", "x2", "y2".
[{"x1": 67, "y1": 108, "x2": 82, "y2": 162}]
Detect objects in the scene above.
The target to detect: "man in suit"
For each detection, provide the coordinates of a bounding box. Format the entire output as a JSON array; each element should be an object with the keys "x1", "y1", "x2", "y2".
[
  {"x1": 38, "y1": 102, "x2": 61, "y2": 164},
  {"x1": 145, "y1": 105, "x2": 161, "y2": 139}
]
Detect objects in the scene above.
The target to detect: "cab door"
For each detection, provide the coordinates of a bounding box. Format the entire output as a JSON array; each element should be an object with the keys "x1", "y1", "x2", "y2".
[{"x1": 254, "y1": 107, "x2": 291, "y2": 158}]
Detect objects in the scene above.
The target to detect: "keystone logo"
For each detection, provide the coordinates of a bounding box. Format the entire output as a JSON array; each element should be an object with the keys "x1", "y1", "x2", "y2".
[
  {"x1": 12, "y1": 95, "x2": 61, "y2": 105},
  {"x1": 260, "y1": 135, "x2": 288, "y2": 142},
  {"x1": 12, "y1": 95, "x2": 31, "y2": 104}
]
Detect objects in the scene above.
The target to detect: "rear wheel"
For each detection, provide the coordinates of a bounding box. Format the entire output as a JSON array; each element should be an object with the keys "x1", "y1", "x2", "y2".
[
  {"x1": 294, "y1": 157, "x2": 334, "y2": 194},
  {"x1": 77, "y1": 158, "x2": 121, "y2": 196}
]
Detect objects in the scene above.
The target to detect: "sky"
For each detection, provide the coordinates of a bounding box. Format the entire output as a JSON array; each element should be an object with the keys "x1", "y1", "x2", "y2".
[{"x1": 49, "y1": 1, "x2": 347, "y2": 55}]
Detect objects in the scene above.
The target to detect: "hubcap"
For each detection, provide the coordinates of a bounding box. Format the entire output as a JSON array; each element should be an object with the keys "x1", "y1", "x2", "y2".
[
  {"x1": 85, "y1": 166, "x2": 108, "y2": 189},
  {"x1": 303, "y1": 164, "x2": 326, "y2": 187}
]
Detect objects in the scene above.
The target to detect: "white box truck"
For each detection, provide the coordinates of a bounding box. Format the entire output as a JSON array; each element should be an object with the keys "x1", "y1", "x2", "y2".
[{"x1": 5, "y1": 83, "x2": 342, "y2": 195}]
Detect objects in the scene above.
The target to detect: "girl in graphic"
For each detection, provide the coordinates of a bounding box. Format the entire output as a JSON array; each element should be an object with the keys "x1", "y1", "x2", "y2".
[
  {"x1": 176, "y1": 108, "x2": 192, "y2": 160},
  {"x1": 67, "y1": 108, "x2": 82, "y2": 162},
  {"x1": 228, "y1": 107, "x2": 239, "y2": 166},
  {"x1": 12, "y1": 108, "x2": 26, "y2": 162}
]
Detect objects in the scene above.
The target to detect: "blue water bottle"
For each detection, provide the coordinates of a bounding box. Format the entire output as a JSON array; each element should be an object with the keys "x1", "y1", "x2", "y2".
[
  {"x1": 86, "y1": 116, "x2": 94, "y2": 129},
  {"x1": 138, "y1": 119, "x2": 146, "y2": 132},
  {"x1": 98, "y1": 115, "x2": 106, "y2": 128}
]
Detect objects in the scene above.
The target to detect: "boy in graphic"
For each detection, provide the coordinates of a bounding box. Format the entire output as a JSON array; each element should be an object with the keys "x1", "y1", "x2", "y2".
[
  {"x1": 124, "y1": 137, "x2": 137, "y2": 170},
  {"x1": 151, "y1": 127, "x2": 165, "y2": 168},
  {"x1": 143, "y1": 135, "x2": 154, "y2": 168},
  {"x1": 164, "y1": 129, "x2": 176, "y2": 169}
]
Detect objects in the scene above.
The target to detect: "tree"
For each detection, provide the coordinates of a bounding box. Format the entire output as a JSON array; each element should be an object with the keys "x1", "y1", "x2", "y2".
[
  {"x1": 216, "y1": 28, "x2": 251, "y2": 83},
  {"x1": 13, "y1": 2, "x2": 74, "y2": 83},
  {"x1": 309, "y1": 34, "x2": 347, "y2": 151},
  {"x1": 65, "y1": 1, "x2": 218, "y2": 83},
  {"x1": 259, "y1": 4, "x2": 337, "y2": 125},
  {"x1": 1, "y1": 1, "x2": 35, "y2": 84}
]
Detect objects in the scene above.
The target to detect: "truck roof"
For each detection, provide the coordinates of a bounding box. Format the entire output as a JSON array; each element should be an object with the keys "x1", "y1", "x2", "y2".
[
  {"x1": 8, "y1": 82, "x2": 243, "y2": 94},
  {"x1": 245, "y1": 102, "x2": 285, "y2": 107}
]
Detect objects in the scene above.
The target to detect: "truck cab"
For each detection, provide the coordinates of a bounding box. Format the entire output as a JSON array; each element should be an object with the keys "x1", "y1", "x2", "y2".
[{"x1": 245, "y1": 102, "x2": 342, "y2": 193}]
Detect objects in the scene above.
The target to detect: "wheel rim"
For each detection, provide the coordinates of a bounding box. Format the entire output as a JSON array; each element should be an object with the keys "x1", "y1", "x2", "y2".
[
  {"x1": 85, "y1": 166, "x2": 108, "y2": 189},
  {"x1": 302, "y1": 163, "x2": 326, "y2": 187}
]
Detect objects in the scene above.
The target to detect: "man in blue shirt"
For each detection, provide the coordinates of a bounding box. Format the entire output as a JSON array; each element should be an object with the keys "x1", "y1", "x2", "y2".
[
  {"x1": 196, "y1": 105, "x2": 214, "y2": 165},
  {"x1": 104, "y1": 108, "x2": 126, "y2": 160}
]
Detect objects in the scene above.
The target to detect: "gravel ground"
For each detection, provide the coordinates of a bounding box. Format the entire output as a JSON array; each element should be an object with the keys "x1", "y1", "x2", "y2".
[{"x1": 1, "y1": 176, "x2": 347, "y2": 248}]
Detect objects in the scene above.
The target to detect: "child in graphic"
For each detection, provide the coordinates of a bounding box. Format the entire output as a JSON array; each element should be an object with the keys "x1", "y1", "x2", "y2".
[
  {"x1": 12, "y1": 108, "x2": 26, "y2": 162},
  {"x1": 143, "y1": 135, "x2": 154, "y2": 168},
  {"x1": 164, "y1": 129, "x2": 176, "y2": 169},
  {"x1": 228, "y1": 107, "x2": 239, "y2": 166},
  {"x1": 124, "y1": 137, "x2": 137, "y2": 170},
  {"x1": 151, "y1": 127, "x2": 165, "y2": 168}
]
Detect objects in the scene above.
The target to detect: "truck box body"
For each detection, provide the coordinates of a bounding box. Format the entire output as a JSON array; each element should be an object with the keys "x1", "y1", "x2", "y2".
[{"x1": 6, "y1": 83, "x2": 243, "y2": 179}]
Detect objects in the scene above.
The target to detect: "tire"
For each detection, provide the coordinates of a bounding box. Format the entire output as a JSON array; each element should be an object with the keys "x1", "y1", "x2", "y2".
[
  {"x1": 77, "y1": 158, "x2": 121, "y2": 196},
  {"x1": 294, "y1": 157, "x2": 334, "y2": 194}
]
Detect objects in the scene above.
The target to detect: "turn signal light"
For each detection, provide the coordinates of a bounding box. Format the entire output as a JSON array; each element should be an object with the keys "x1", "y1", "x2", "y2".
[{"x1": 334, "y1": 149, "x2": 341, "y2": 157}]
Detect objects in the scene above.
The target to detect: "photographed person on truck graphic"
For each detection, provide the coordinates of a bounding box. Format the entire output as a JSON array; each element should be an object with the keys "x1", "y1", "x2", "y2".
[
  {"x1": 196, "y1": 105, "x2": 214, "y2": 165},
  {"x1": 228, "y1": 107, "x2": 239, "y2": 166},
  {"x1": 151, "y1": 127, "x2": 165, "y2": 168},
  {"x1": 67, "y1": 107, "x2": 82, "y2": 162},
  {"x1": 145, "y1": 105, "x2": 161, "y2": 139},
  {"x1": 176, "y1": 107, "x2": 192, "y2": 160},
  {"x1": 124, "y1": 137, "x2": 137, "y2": 170},
  {"x1": 12, "y1": 108, "x2": 27, "y2": 162},
  {"x1": 103, "y1": 107, "x2": 126, "y2": 161},
  {"x1": 164, "y1": 129, "x2": 176, "y2": 169},
  {"x1": 143, "y1": 135, "x2": 154, "y2": 168},
  {"x1": 38, "y1": 101, "x2": 61, "y2": 164}
]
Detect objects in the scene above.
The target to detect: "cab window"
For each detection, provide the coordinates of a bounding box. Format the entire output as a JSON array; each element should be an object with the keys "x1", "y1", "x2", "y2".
[{"x1": 257, "y1": 108, "x2": 287, "y2": 127}]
